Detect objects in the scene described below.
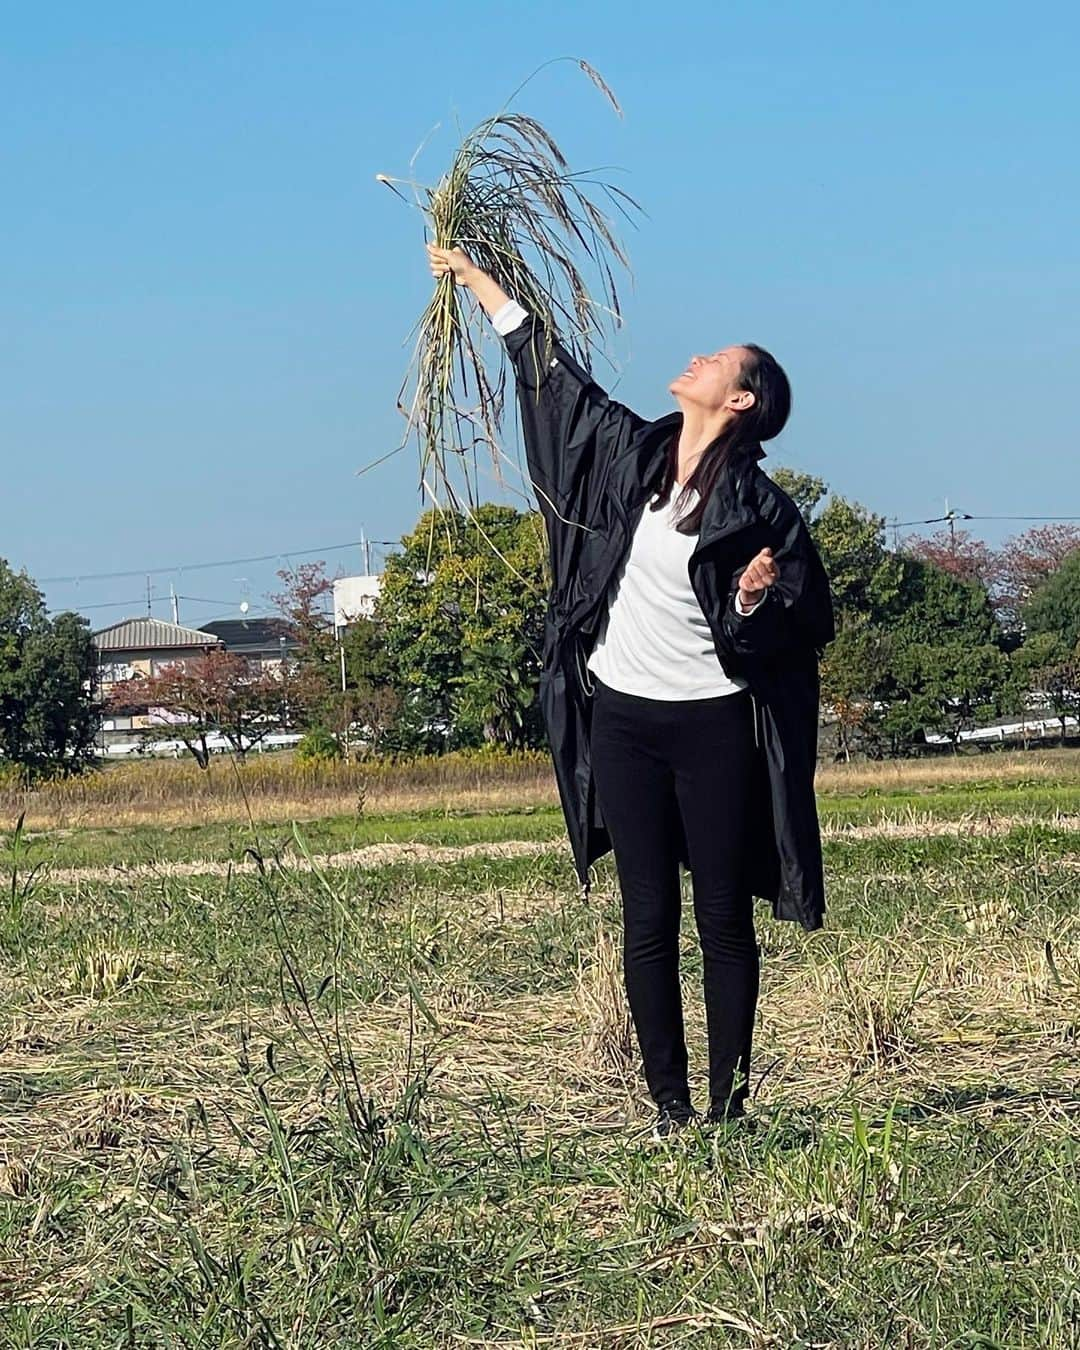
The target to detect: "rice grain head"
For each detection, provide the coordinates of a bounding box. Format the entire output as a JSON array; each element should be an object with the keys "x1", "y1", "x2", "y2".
[{"x1": 379, "y1": 59, "x2": 641, "y2": 518}]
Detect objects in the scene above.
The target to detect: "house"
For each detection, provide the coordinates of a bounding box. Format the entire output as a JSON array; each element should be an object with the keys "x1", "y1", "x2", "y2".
[
  {"x1": 198, "y1": 617, "x2": 299, "y2": 671},
  {"x1": 92, "y1": 617, "x2": 222, "y2": 696},
  {"x1": 92, "y1": 617, "x2": 223, "y2": 744}
]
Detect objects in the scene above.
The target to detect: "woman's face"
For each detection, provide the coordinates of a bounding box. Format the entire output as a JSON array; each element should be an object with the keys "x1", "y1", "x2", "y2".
[{"x1": 669, "y1": 346, "x2": 752, "y2": 413}]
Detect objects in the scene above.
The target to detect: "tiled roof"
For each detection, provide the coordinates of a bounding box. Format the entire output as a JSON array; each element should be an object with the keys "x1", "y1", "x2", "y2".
[
  {"x1": 198, "y1": 618, "x2": 297, "y2": 648},
  {"x1": 91, "y1": 618, "x2": 223, "y2": 652}
]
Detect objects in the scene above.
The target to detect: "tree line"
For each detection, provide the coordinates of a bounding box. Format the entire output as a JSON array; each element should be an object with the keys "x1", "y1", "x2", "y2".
[
  {"x1": 361, "y1": 471, "x2": 1080, "y2": 760},
  {"x1": 2, "y1": 466, "x2": 1078, "y2": 778}
]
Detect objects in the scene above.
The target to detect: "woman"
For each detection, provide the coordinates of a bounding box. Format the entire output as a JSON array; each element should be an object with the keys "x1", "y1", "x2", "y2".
[{"x1": 426, "y1": 243, "x2": 835, "y2": 1140}]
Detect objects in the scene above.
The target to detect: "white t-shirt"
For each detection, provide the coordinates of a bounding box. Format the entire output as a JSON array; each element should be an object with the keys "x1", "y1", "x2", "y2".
[
  {"x1": 586, "y1": 485, "x2": 754, "y2": 700},
  {"x1": 489, "y1": 297, "x2": 763, "y2": 701}
]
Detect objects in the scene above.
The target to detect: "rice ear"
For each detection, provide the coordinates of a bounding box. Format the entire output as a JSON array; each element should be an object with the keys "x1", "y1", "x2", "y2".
[
  {"x1": 577, "y1": 59, "x2": 624, "y2": 118},
  {"x1": 379, "y1": 60, "x2": 641, "y2": 514}
]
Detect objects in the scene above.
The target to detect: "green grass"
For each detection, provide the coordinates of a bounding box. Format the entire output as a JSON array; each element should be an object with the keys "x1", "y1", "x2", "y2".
[
  {"x1": 4, "y1": 781, "x2": 1078, "y2": 873},
  {"x1": 2, "y1": 805, "x2": 567, "y2": 871},
  {"x1": 1, "y1": 783, "x2": 1077, "y2": 1345},
  {"x1": 818, "y1": 781, "x2": 1080, "y2": 823}
]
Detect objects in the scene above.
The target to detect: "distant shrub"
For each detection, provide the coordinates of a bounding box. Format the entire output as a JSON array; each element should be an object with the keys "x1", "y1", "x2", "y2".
[{"x1": 294, "y1": 728, "x2": 343, "y2": 765}]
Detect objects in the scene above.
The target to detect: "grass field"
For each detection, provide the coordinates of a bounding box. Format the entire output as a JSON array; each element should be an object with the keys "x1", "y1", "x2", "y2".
[{"x1": 1, "y1": 749, "x2": 1078, "y2": 1346}]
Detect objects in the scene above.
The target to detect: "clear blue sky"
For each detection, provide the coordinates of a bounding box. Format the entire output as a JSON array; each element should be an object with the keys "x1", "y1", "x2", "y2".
[{"x1": 5, "y1": 1, "x2": 1078, "y2": 629}]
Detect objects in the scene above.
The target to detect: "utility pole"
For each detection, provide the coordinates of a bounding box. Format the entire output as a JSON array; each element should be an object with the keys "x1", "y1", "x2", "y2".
[
  {"x1": 170, "y1": 584, "x2": 180, "y2": 625},
  {"x1": 933, "y1": 499, "x2": 974, "y2": 562},
  {"x1": 146, "y1": 575, "x2": 153, "y2": 616},
  {"x1": 338, "y1": 629, "x2": 350, "y2": 755}
]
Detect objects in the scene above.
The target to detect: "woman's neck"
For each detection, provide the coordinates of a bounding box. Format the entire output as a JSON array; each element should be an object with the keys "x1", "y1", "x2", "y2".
[{"x1": 674, "y1": 404, "x2": 736, "y2": 480}]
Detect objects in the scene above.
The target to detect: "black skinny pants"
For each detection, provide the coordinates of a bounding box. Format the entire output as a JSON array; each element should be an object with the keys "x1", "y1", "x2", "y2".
[{"x1": 589, "y1": 675, "x2": 760, "y2": 1112}]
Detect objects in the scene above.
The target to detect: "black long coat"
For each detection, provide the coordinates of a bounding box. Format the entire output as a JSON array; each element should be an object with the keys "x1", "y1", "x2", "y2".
[{"x1": 501, "y1": 312, "x2": 836, "y2": 931}]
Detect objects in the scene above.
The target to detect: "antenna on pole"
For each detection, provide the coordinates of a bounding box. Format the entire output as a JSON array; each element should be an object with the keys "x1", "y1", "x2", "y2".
[{"x1": 939, "y1": 499, "x2": 974, "y2": 558}]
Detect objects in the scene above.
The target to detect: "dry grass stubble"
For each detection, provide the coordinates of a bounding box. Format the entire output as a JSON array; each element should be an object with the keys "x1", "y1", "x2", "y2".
[
  {"x1": 4, "y1": 875, "x2": 1075, "y2": 1179},
  {"x1": 6, "y1": 745, "x2": 1080, "y2": 833}
]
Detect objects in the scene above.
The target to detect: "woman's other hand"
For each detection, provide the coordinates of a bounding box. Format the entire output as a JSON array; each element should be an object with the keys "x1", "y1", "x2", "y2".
[{"x1": 738, "y1": 547, "x2": 779, "y2": 607}]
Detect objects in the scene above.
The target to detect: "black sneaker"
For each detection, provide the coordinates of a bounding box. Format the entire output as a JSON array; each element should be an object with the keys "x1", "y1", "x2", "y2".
[
  {"x1": 650, "y1": 1097, "x2": 698, "y2": 1141},
  {"x1": 703, "y1": 1098, "x2": 754, "y2": 1131}
]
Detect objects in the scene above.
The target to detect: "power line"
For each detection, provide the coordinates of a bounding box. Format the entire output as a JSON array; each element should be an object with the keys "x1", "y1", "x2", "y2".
[
  {"x1": 53, "y1": 596, "x2": 147, "y2": 613},
  {"x1": 175, "y1": 595, "x2": 244, "y2": 606},
  {"x1": 893, "y1": 513, "x2": 1080, "y2": 527},
  {"x1": 38, "y1": 537, "x2": 378, "y2": 587},
  {"x1": 892, "y1": 511, "x2": 970, "y2": 529},
  {"x1": 34, "y1": 511, "x2": 1080, "y2": 592}
]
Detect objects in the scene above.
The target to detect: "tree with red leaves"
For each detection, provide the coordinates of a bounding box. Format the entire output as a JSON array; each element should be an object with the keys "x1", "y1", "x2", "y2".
[
  {"x1": 270, "y1": 561, "x2": 347, "y2": 735},
  {"x1": 272, "y1": 562, "x2": 336, "y2": 673},
  {"x1": 108, "y1": 649, "x2": 296, "y2": 768},
  {"x1": 900, "y1": 527, "x2": 1003, "y2": 590},
  {"x1": 995, "y1": 524, "x2": 1080, "y2": 633}
]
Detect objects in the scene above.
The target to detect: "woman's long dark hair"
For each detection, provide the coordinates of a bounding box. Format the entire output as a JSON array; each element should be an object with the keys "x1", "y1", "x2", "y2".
[{"x1": 651, "y1": 343, "x2": 792, "y2": 535}]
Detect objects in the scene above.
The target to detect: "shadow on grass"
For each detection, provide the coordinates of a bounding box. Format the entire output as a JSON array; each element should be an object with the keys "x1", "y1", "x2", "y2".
[
  {"x1": 680, "y1": 1079, "x2": 1080, "y2": 1159},
  {"x1": 884, "y1": 1080, "x2": 1080, "y2": 1123}
]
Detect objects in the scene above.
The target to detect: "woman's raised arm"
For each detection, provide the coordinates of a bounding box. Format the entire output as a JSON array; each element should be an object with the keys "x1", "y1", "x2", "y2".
[{"x1": 425, "y1": 244, "x2": 646, "y2": 522}]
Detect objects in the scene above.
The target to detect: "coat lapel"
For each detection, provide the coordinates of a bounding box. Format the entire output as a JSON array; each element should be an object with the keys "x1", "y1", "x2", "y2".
[{"x1": 626, "y1": 412, "x2": 759, "y2": 556}]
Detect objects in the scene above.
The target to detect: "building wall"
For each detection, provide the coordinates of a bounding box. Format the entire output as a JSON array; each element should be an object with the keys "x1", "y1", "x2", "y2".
[
  {"x1": 333, "y1": 575, "x2": 382, "y2": 630},
  {"x1": 96, "y1": 647, "x2": 209, "y2": 699},
  {"x1": 95, "y1": 647, "x2": 214, "y2": 746}
]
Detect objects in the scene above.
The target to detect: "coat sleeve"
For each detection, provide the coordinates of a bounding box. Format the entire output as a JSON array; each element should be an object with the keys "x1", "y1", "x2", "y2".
[
  {"x1": 720, "y1": 493, "x2": 836, "y2": 661},
  {"x1": 501, "y1": 311, "x2": 646, "y2": 520}
]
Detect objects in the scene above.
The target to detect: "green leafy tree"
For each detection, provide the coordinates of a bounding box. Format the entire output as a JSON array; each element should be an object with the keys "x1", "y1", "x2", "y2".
[
  {"x1": 812, "y1": 495, "x2": 905, "y2": 627},
  {"x1": 804, "y1": 490, "x2": 912, "y2": 759},
  {"x1": 1010, "y1": 630, "x2": 1080, "y2": 746},
  {"x1": 1022, "y1": 550, "x2": 1080, "y2": 656},
  {"x1": 883, "y1": 640, "x2": 1009, "y2": 752},
  {"x1": 337, "y1": 615, "x2": 403, "y2": 753},
  {"x1": 1001, "y1": 631, "x2": 1061, "y2": 731},
  {"x1": 866, "y1": 556, "x2": 1007, "y2": 753},
  {"x1": 340, "y1": 615, "x2": 396, "y2": 688},
  {"x1": 0, "y1": 560, "x2": 98, "y2": 779},
  {"x1": 770, "y1": 467, "x2": 828, "y2": 523},
  {"x1": 887, "y1": 555, "x2": 1001, "y2": 649},
  {"x1": 375, "y1": 505, "x2": 548, "y2": 750},
  {"x1": 1039, "y1": 650, "x2": 1080, "y2": 746},
  {"x1": 819, "y1": 619, "x2": 892, "y2": 761},
  {"x1": 455, "y1": 638, "x2": 536, "y2": 746}
]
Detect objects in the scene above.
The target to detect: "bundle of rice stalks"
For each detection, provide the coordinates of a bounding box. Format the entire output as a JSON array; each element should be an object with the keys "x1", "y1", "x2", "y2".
[{"x1": 376, "y1": 58, "x2": 642, "y2": 512}]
